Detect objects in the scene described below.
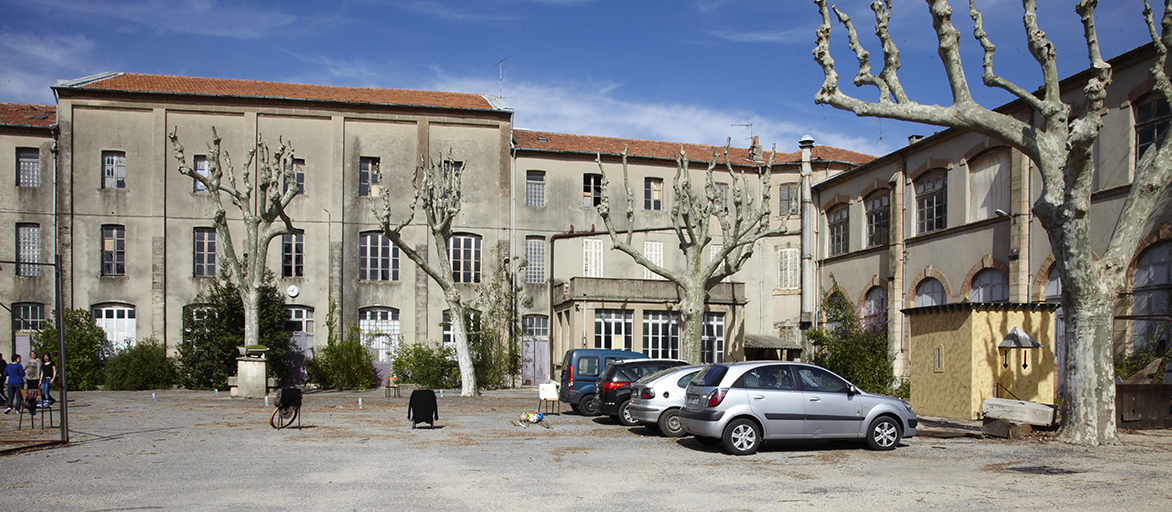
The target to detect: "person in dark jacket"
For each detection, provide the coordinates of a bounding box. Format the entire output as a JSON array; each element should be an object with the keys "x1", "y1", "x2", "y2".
[
  {"x1": 0, "y1": 355, "x2": 7, "y2": 405},
  {"x1": 5, "y1": 354, "x2": 25, "y2": 413}
]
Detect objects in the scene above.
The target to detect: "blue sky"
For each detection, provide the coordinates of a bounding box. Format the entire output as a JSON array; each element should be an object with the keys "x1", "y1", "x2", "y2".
[{"x1": 0, "y1": 0, "x2": 1157, "y2": 156}]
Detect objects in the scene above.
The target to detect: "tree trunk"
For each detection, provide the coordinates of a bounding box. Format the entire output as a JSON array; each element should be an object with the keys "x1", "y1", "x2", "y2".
[
  {"x1": 445, "y1": 294, "x2": 477, "y2": 397},
  {"x1": 242, "y1": 290, "x2": 261, "y2": 349},
  {"x1": 1060, "y1": 292, "x2": 1118, "y2": 444},
  {"x1": 679, "y1": 283, "x2": 705, "y2": 364}
]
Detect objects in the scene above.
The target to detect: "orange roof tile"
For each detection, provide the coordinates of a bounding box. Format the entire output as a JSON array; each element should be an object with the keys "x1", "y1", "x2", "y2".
[
  {"x1": 0, "y1": 103, "x2": 56, "y2": 128},
  {"x1": 55, "y1": 73, "x2": 503, "y2": 112},
  {"x1": 514, "y1": 129, "x2": 874, "y2": 166}
]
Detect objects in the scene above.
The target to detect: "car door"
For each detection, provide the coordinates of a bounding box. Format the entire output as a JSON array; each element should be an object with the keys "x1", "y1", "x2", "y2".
[
  {"x1": 797, "y1": 366, "x2": 863, "y2": 437},
  {"x1": 744, "y1": 365, "x2": 805, "y2": 438}
]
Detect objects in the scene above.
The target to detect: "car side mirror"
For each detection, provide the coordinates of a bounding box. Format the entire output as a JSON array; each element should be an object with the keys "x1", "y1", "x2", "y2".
[{"x1": 847, "y1": 385, "x2": 860, "y2": 396}]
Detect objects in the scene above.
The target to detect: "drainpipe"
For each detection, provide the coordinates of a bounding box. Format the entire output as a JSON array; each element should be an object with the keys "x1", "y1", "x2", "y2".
[{"x1": 799, "y1": 135, "x2": 815, "y2": 330}]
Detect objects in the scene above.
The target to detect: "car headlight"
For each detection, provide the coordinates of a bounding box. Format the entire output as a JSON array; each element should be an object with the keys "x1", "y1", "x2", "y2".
[{"x1": 904, "y1": 402, "x2": 914, "y2": 414}]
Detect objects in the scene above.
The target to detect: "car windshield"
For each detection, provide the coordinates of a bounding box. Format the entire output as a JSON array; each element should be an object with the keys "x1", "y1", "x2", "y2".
[
  {"x1": 690, "y1": 364, "x2": 729, "y2": 387},
  {"x1": 638, "y1": 366, "x2": 683, "y2": 384}
]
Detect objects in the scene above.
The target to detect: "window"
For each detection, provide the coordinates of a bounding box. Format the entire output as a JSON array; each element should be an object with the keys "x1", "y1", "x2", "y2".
[
  {"x1": 102, "y1": 151, "x2": 126, "y2": 189},
  {"x1": 715, "y1": 183, "x2": 729, "y2": 213},
  {"x1": 13, "y1": 303, "x2": 45, "y2": 331},
  {"x1": 283, "y1": 231, "x2": 304, "y2": 278},
  {"x1": 642, "y1": 311, "x2": 679, "y2": 359},
  {"x1": 644, "y1": 241, "x2": 663, "y2": 280},
  {"x1": 102, "y1": 225, "x2": 126, "y2": 276},
  {"x1": 796, "y1": 366, "x2": 849, "y2": 393},
  {"x1": 359, "y1": 232, "x2": 398, "y2": 281},
  {"x1": 525, "y1": 236, "x2": 545, "y2": 283},
  {"x1": 914, "y1": 278, "x2": 946, "y2": 307},
  {"x1": 778, "y1": 248, "x2": 799, "y2": 290},
  {"x1": 442, "y1": 309, "x2": 481, "y2": 348},
  {"x1": 702, "y1": 313, "x2": 725, "y2": 363},
  {"x1": 523, "y1": 315, "x2": 549, "y2": 339},
  {"x1": 449, "y1": 234, "x2": 482, "y2": 283},
  {"x1": 16, "y1": 148, "x2": 39, "y2": 187},
  {"x1": 916, "y1": 173, "x2": 947, "y2": 234},
  {"x1": 526, "y1": 171, "x2": 545, "y2": 207},
  {"x1": 828, "y1": 206, "x2": 849, "y2": 256},
  {"x1": 778, "y1": 183, "x2": 797, "y2": 216},
  {"x1": 360, "y1": 307, "x2": 400, "y2": 363},
  {"x1": 93, "y1": 304, "x2": 135, "y2": 345},
  {"x1": 583, "y1": 239, "x2": 603, "y2": 278},
  {"x1": 193, "y1": 228, "x2": 216, "y2": 277},
  {"x1": 1132, "y1": 241, "x2": 1171, "y2": 349},
  {"x1": 969, "y1": 150, "x2": 1010, "y2": 222},
  {"x1": 864, "y1": 286, "x2": 888, "y2": 326},
  {"x1": 594, "y1": 309, "x2": 633, "y2": 350},
  {"x1": 16, "y1": 223, "x2": 40, "y2": 276},
  {"x1": 285, "y1": 306, "x2": 314, "y2": 333},
  {"x1": 710, "y1": 244, "x2": 726, "y2": 281},
  {"x1": 359, "y1": 157, "x2": 380, "y2": 197},
  {"x1": 583, "y1": 174, "x2": 602, "y2": 207},
  {"x1": 1136, "y1": 96, "x2": 1171, "y2": 162},
  {"x1": 865, "y1": 193, "x2": 889, "y2": 247},
  {"x1": 644, "y1": 178, "x2": 663, "y2": 210},
  {"x1": 285, "y1": 158, "x2": 305, "y2": 194},
  {"x1": 969, "y1": 269, "x2": 1008, "y2": 302},
  {"x1": 192, "y1": 155, "x2": 208, "y2": 192}
]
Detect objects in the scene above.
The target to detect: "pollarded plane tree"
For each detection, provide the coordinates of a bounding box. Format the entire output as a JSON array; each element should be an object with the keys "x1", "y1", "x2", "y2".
[
  {"x1": 596, "y1": 142, "x2": 788, "y2": 364},
  {"x1": 812, "y1": 0, "x2": 1172, "y2": 444},
  {"x1": 374, "y1": 150, "x2": 478, "y2": 397},
  {"x1": 170, "y1": 128, "x2": 300, "y2": 353}
]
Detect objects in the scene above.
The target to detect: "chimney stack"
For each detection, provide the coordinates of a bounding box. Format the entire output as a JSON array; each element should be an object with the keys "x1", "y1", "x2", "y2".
[{"x1": 749, "y1": 135, "x2": 763, "y2": 162}]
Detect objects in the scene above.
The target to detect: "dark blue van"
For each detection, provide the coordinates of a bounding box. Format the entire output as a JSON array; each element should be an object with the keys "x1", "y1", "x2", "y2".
[{"x1": 558, "y1": 349, "x2": 647, "y2": 415}]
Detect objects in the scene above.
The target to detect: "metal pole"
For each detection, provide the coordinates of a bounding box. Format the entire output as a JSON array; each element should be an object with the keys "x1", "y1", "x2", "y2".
[{"x1": 55, "y1": 254, "x2": 68, "y2": 443}]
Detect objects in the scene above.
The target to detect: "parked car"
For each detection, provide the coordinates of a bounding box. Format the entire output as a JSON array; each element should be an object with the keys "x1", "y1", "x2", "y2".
[
  {"x1": 596, "y1": 358, "x2": 689, "y2": 426},
  {"x1": 679, "y1": 361, "x2": 917, "y2": 455},
  {"x1": 558, "y1": 349, "x2": 647, "y2": 416},
  {"x1": 629, "y1": 365, "x2": 704, "y2": 437}
]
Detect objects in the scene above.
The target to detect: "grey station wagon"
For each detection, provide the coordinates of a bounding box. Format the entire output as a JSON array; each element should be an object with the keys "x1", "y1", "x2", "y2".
[{"x1": 679, "y1": 361, "x2": 917, "y2": 455}]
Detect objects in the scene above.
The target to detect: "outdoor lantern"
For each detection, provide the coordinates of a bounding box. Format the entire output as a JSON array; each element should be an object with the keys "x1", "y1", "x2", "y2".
[{"x1": 999, "y1": 326, "x2": 1041, "y2": 370}]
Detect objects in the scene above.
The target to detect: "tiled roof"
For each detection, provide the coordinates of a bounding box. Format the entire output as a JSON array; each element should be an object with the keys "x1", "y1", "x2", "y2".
[
  {"x1": 54, "y1": 73, "x2": 504, "y2": 112},
  {"x1": 514, "y1": 129, "x2": 873, "y2": 166},
  {"x1": 0, "y1": 103, "x2": 56, "y2": 128}
]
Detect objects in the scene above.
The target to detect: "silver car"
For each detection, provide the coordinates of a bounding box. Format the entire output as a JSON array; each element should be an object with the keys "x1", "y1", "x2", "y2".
[
  {"x1": 628, "y1": 365, "x2": 704, "y2": 437},
  {"x1": 679, "y1": 362, "x2": 917, "y2": 455}
]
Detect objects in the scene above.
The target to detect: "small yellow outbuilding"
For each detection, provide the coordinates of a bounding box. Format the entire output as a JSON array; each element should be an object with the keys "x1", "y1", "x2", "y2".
[{"x1": 905, "y1": 302, "x2": 1059, "y2": 421}]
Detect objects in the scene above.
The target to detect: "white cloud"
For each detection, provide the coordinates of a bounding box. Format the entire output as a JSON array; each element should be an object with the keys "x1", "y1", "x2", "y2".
[
  {"x1": 710, "y1": 26, "x2": 811, "y2": 44},
  {"x1": 20, "y1": 0, "x2": 297, "y2": 38},
  {"x1": 0, "y1": 32, "x2": 98, "y2": 104},
  {"x1": 393, "y1": 1, "x2": 517, "y2": 22}
]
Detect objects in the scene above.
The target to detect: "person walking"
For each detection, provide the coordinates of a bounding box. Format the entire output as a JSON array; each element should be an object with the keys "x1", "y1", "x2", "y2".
[
  {"x1": 24, "y1": 351, "x2": 41, "y2": 409},
  {"x1": 5, "y1": 354, "x2": 25, "y2": 413},
  {"x1": 40, "y1": 353, "x2": 57, "y2": 406}
]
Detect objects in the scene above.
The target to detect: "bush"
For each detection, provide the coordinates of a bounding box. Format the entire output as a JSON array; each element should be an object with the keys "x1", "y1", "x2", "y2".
[
  {"x1": 178, "y1": 271, "x2": 294, "y2": 389},
  {"x1": 807, "y1": 278, "x2": 896, "y2": 396},
  {"x1": 391, "y1": 342, "x2": 459, "y2": 389},
  {"x1": 105, "y1": 338, "x2": 177, "y2": 390},
  {"x1": 34, "y1": 309, "x2": 113, "y2": 390},
  {"x1": 306, "y1": 323, "x2": 377, "y2": 390}
]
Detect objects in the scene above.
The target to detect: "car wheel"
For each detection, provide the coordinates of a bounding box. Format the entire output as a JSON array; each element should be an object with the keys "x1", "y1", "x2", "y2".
[
  {"x1": 723, "y1": 418, "x2": 761, "y2": 456},
  {"x1": 657, "y1": 408, "x2": 686, "y2": 437},
  {"x1": 578, "y1": 394, "x2": 600, "y2": 416},
  {"x1": 695, "y1": 436, "x2": 722, "y2": 446},
  {"x1": 866, "y1": 416, "x2": 901, "y2": 451},
  {"x1": 570, "y1": 403, "x2": 581, "y2": 414},
  {"x1": 617, "y1": 400, "x2": 638, "y2": 426}
]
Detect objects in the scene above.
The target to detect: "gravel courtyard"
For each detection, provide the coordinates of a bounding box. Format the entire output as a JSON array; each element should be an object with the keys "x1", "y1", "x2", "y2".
[{"x1": 0, "y1": 388, "x2": 1168, "y2": 511}]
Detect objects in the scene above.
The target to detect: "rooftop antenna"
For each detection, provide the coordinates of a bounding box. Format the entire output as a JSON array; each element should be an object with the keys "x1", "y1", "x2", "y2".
[
  {"x1": 731, "y1": 122, "x2": 754, "y2": 142},
  {"x1": 494, "y1": 58, "x2": 508, "y2": 98}
]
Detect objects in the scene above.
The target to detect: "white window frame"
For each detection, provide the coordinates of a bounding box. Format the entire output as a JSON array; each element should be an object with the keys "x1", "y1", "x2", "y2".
[
  {"x1": 449, "y1": 234, "x2": 482, "y2": 284},
  {"x1": 594, "y1": 309, "x2": 633, "y2": 350},
  {"x1": 914, "y1": 278, "x2": 946, "y2": 307},
  {"x1": 583, "y1": 173, "x2": 603, "y2": 207},
  {"x1": 359, "y1": 157, "x2": 380, "y2": 197},
  {"x1": 193, "y1": 227, "x2": 216, "y2": 277},
  {"x1": 644, "y1": 177, "x2": 663, "y2": 211},
  {"x1": 644, "y1": 241, "x2": 663, "y2": 280},
  {"x1": 359, "y1": 232, "x2": 398, "y2": 281},
  {"x1": 642, "y1": 311, "x2": 679, "y2": 359},
  {"x1": 13, "y1": 303, "x2": 45, "y2": 331},
  {"x1": 103, "y1": 151, "x2": 126, "y2": 189},
  {"x1": 702, "y1": 313, "x2": 725, "y2": 363},
  {"x1": 360, "y1": 307, "x2": 400, "y2": 363},
  {"x1": 522, "y1": 315, "x2": 549, "y2": 339},
  {"x1": 193, "y1": 155, "x2": 208, "y2": 192},
  {"x1": 583, "y1": 239, "x2": 603, "y2": 278},
  {"x1": 283, "y1": 231, "x2": 304, "y2": 278},
  {"x1": 94, "y1": 304, "x2": 136, "y2": 346}
]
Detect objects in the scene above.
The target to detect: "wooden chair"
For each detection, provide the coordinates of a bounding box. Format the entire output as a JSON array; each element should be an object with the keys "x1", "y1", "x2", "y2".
[
  {"x1": 385, "y1": 376, "x2": 401, "y2": 398},
  {"x1": 17, "y1": 389, "x2": 38, "y2": 431}
]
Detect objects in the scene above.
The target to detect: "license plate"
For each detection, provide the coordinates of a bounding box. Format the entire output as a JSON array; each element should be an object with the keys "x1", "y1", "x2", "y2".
[{"x1": 687, "y1": 395, "x2": 700, "y2": 407}]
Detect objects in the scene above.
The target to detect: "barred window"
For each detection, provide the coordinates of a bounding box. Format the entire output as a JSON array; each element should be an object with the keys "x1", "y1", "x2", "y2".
[
  {"x1": 360, "y1": 307, "x2": 400, "y2": 363},
  {"x1": 526, "y1": 171, "x2": 545, "y2": 207}
]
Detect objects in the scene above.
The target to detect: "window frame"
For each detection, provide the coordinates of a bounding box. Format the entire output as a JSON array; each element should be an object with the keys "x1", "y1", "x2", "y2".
[
  {"x1": 644, "y1": 177, "x2": 663, "y2": 211},
  {"x1": 702, "y1": 313, "x2": 726, "y2": 363},
  {"x1": 828, "y1": 205, "x2": 849, "y2": 256},
  {"x1": 594, "y1": 309, "x2": 633, "y2": 350},
  {"x1": 642, "y1": 311, "x2": 679, "y2": 359},
  {"x1": 583, "y1": 173, "x2": 603, "y2": 207},
  {"x1": 283, "y1": 231, "x2": 305, "y2": 278},
  {"x1": 359, "y1": 307, "x2": 400, "y2": 363},
  {"x1": 102, "y1": 150, "x2": 127, "y2": 189},
  {"x1": 359, "y1": 231, "x2": 398, "y2": 281},
  {"x1": 101, "y1": 224, "x2": 126, "y2": 276},
  {"x1": 16, "y1": 147, "x2": 39, "y2": 187},
  {"x1": 16, "y1": 223, "x2": 41, "y2": 277},
  {"x1": 192, "y1": 155, "x2": 208, "y2": 192},
  {"x1": 969, "y1": 268, "x2": 1009, "y2": 302},
  {"x1": 914, "y1": 278, "x2": 946, "y2": 307},
  {"x1": 525, "y1": 236, "x2": 545, "y2": 284},
  {"x1": 1135, "y1": 95, "x2": 1172, "y2": 163},
  {"x1": 359, "y1": 157, "x2": 380, "y2": 197},
  {"x1": 449, "y1": 233, "x2": 482, "y2": 284},
  {"x1": 865, "y1": 192, "x2": 890, "y2": 248},
  {"x1": 193, "y1": 227, "x2": 217, "y2": 277},
  {"x1": 13, "y1": 302, "x2": 45, "y2": 332},
  {"x1": 93, "y1": 304, "x2": 136, "y2": 345},
  {"x1": 525, "y1": 170, "x2": 545, "y2": 207},
  {"x1": 915, "y1": 172, "x2": 947, "y2": 234},
  {"x1": 583, "y1": 239, "x2": 603, "y2": 278}
]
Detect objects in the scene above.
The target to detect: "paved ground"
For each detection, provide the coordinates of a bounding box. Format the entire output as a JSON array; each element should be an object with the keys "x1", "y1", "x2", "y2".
[{"x1": 0, "y1": 388, "x2": 1169, "y2": 511}]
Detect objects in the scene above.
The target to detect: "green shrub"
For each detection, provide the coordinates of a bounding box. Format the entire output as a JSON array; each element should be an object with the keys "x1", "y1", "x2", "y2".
[
  {"x1": 306, "y1": 323, "x2": 377, "y2": 390},
  {"x1": 178, "y1": 271, "x2": 294, "y2": 389},
  {"x1": 390, "y1": 342, "x2": 459, "y2": 389},
  {"x1": 105, "y1": 337, "x2": 177, "y2": 390},
  {"x1": 1114, "y1": 346, "x2": 1166, "y2": 384},
  {"x1": 807, "y1": 278, "x2": 897, "y2": 396},
  {"x1": 34, "y1": 309, "x2": 112, "y2": 390}
]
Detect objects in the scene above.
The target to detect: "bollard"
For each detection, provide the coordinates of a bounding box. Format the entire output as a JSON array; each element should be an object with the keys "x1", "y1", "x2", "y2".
[
  {"x1": 152, "y1": 392, "x2": 156, "y2": 402},
  {"x1": 214, "y1": 389, "x2": 218, "y2": 397},
  {"x1": 358, "y1": 397, "x2": 363, "y2": 409},
  {"x1": 264, "y1": 396, "x2": 269, "y2": 407}
]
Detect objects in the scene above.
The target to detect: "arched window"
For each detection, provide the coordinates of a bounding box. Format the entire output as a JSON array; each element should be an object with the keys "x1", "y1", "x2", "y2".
[
  {"x1": 93, "y1": 303, "x2": 136, "y2": 345},
  {"x1": 864, "y1": 286, "x2": 888, "y2": 326},
  {"x1": 969, "y1": 269, "x2": 1008, "y2": 302},
  {"x1": 360, "y1": 307, "x2": 400, "y2": 362},
  {"x1": 914, "y1": 278, "x2": 946, "y2": 307},
  {"x1": 1133, "y1": 241, "x2": 1172, "y2": 349},
  {"x1": 915, "y1": 173, "x2": 947, "y2": 234}
]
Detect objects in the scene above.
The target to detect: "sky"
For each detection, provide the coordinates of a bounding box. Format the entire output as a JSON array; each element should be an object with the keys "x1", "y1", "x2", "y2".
[{"x1": 0, "y1": 0, "x2": 1159, "y2": 157}]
